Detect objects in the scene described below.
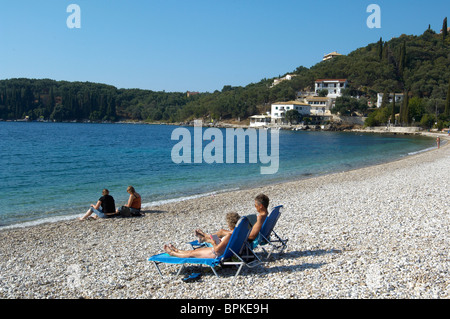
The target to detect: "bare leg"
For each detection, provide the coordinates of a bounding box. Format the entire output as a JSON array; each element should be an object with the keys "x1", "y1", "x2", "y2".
[
  {"x1": 79, "y1": 208, "x2": 94, "y2": 220},
  {"x1": 164, "y1": 244, "x2": 215, "y2": 258}
]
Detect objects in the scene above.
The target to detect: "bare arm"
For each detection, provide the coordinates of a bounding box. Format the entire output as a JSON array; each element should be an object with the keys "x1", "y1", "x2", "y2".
[
  {"x1": 91, "y1": 200, "x2": 102, "y2": 210},
  {"x1": 126, "y1": 194, "x2": 135, "y2": 207},
  {"x1": 211, "y1": 233, "x2": 231, "y2": 254},
  {"x1": 248, "y1": 213, "x2": 267, "y2": 241}
]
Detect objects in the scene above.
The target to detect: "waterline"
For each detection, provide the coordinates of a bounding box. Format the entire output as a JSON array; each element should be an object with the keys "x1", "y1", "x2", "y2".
[{"x1": 0, "y1": 122, "x2": 436, "y2": 229}]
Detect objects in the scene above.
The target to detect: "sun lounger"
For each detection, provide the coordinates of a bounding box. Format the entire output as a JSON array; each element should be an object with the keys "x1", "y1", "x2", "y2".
[
  {"x1": 148, "y1": 216, "x2": 261, "y2": 279},
  {"x1": 188, "y1": 205, "x2": 288, "y2": 260},
  {"x1": 248, "y1": 205, "x2": 288, "y2": 259}
]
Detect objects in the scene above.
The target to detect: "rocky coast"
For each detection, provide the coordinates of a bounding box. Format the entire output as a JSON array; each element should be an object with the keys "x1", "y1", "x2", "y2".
[{"x1": 0, "y1": 134, "x2": 448, "y2": 299}]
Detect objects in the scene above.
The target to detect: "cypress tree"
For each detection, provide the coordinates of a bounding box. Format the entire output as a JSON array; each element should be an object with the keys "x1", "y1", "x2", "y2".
[
  {"x1": 399, "y1": 41, "x2": 407, "y2": 77},
  {"x1": 391, "y1": 93, "x2": 396, "y2": 125},
  {"x1": 445, "y1": 80, "x2": 450, "y2": 119},
  {"x1": 401, "y1": 91, "x2": 409, "y2": 125},
  {"x1": 382, "y1": 42, "x2": 389, "y2": 61},
  {"x1": 381, "y1": 89, "x2": 389, "y2": 109},
  {"x1": 48, "y1": 87, "x2": 55, "y2": 114},
  {"x1": 377, "y1": 37, "x2": 383, "y2": 61},
  {"x1": 443, "y1": 17, "x2": 448, "y2": 42}
]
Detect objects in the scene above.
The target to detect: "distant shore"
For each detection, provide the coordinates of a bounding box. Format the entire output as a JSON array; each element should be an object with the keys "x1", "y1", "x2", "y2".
[{"x1": 4, "y1": 117, "x2": 449, "y2": 137}]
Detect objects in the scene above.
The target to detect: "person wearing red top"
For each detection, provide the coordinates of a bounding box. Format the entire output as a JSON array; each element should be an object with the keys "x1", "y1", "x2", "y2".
[{"x1": 117, "y1": 186, "x2": 141, "y2": 216}]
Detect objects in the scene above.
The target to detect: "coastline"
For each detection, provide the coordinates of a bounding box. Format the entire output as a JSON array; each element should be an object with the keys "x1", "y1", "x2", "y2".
[
  {"x1": 0, "y1": 129, "x2": 440, "y2": 231},
  {"x1": 0, "y1": 133, "x2": 448, "y2": 299}
]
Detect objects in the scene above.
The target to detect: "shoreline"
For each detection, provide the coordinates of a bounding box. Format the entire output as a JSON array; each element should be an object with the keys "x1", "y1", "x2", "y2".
[
  {"x1": 0, "y1": 131, "x2": 442, "y2": 231},
  {"x1": 0, "y1": 133, "x2": 448, "y2": 298}
]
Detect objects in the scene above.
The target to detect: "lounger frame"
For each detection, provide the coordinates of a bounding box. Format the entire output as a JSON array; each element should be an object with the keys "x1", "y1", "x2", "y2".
[{"x1": 148, "y1": 216, "x2": 261, "y2": 280}]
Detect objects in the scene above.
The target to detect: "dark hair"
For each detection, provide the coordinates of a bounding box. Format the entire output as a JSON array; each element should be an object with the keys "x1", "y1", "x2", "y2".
[{"x1": 255, "y1": 194, "x2": 269, "y2": 209}]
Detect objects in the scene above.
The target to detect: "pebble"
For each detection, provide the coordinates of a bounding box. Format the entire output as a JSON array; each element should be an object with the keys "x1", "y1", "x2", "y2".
[{"x1": 0, "y1": 134, "x2": 448, "y2": 299}]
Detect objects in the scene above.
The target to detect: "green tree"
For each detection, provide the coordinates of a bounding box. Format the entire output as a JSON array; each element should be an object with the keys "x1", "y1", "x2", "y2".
[
  {"x1": 420, "y1": 113, "x2": 435, "y2": 128},
  {"x1": 285, "y1": 109, "x2": 300, "y2": 124},
  {"x1": 445, "y1": 80, "x2": 450, "y2": 119},
  {"x1": 391, "y1": 94, "x2": 396, "y2": 125},
  {"x1": 377, "y1": 37, "x2": 383, "y2": 61},
  {"x1": 50, "y1": 104, "x2": 70, "y2": 122},
  {"x1": 400, "y1": 91, "x2": 409, "y2": 125},
  {"x1": 409, "y1": 97, "x2": 426, "y2": 123},
  {"x1": 380, "y1": 89, "x2": 389, "y2": 109},
  {"x1": 442, "y1": 17, "x2": 448, "y2": 42},
  {"x1": 318, "y1": 89, "x2": 328, "y2": 97},
  {"x1": 365, "y1": 107, "x2": 390, "y2": 127},
  {"x1": 398, "y1": 41, "x2": 407, "y2": 77}
]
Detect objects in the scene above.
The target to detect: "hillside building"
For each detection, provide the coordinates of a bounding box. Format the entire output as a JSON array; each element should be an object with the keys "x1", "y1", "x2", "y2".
[
  {"x1": 271, "y1": 101, "x2": 310, "y2": 124},
  {"x1": 376, "y1": 93, "x2": 404, "y2": 108},
  {"x1": 323, "y1": 51, "x2": 343, "y2": 61},
  {"x1": 315, "y1": 79, "x2": 348, "y2": 98}
]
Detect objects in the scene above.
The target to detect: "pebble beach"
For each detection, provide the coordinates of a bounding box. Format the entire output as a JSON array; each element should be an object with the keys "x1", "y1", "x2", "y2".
[{"x1": 0, "y1": 133, "x2": 448, "y2": 299}]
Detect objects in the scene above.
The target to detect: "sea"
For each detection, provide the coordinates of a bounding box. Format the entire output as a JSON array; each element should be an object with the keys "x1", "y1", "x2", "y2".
[{"x1": 0, "y1": 121, "x2": 437, "y2": 229}]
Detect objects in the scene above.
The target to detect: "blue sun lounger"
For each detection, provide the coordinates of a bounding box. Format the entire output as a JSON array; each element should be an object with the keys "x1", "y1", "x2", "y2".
[
  {"x1": 188, "y1": 205, "x2": 288, "y2": 260},
  {"x1": 248, "y1": 205, "x2": 288, "y2": 259},
  {"x1": 148, "y1": 216, "x2": 261, "y2": 279}
]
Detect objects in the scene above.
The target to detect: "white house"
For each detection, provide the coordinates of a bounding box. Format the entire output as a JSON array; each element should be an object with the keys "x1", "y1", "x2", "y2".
[
  {"x1": 249, "y1": 115, "x2": 271, "y2": 127},
  {"x1": 303, "y1": 96, "x2": 332, "y2": 115},
  {"x1": 315, "y1": 79, "x2": 348, "y2": 98},
  {"x1": 323, "y1": 51, "x2": 343, "y2": 61},
  {"x1": 376, "y1": 93, "x2": 404, "y2": 108},
  {"x1": 271, "y1": 101, "x2": 310, "y2": 124},
  {"x1": 271, "y1": 74, "x2": 296, "y2": 88}
]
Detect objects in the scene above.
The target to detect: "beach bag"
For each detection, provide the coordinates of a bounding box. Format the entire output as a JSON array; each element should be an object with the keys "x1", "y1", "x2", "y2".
[
  {"x1": 129, "y1": 208, "x2": 142, "y2": 217},
  {"x1": 118, "y1": 206, "x2": 131, "y2": 217}
]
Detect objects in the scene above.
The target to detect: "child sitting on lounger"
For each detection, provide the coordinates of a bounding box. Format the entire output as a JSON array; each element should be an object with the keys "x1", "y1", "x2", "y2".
[{"x1": 163, "y1": 212, "x2": 241, "y2": 259}]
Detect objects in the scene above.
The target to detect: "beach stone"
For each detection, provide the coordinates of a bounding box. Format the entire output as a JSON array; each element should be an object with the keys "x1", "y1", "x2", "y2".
[{"x1": 0, "y1": 134, "x2": 448, "y2": 299}]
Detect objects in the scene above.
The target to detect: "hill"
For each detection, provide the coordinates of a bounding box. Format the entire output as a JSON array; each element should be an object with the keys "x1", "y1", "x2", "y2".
[{"x1": 1, "y1": 22, "x2": 449, "y2": 127}]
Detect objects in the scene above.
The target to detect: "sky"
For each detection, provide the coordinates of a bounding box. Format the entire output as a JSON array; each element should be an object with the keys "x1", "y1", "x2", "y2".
[{"x1": 0, "y1": 0, "x2": 448, "y2": 93}]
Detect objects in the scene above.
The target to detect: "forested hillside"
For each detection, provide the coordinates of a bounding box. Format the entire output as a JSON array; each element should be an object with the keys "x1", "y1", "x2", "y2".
[{"x1": 1, "y1": 21, "x2": 449, "y2": 127}]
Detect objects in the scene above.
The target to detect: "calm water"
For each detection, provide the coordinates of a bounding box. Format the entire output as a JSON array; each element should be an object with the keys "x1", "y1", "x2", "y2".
[{"x1": 0, "y1": 122, "x2": 436, "y2": 228}]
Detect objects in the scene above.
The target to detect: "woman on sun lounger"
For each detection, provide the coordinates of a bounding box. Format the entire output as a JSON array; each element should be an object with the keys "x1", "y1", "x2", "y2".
[{"x1": 163, "y1": 212, "x2": 240, "y2": 259}]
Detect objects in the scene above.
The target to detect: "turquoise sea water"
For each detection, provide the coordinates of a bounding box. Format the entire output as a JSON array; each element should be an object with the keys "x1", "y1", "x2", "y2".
[{"x1": 0, "y1": 122, "x2": 436, "y2": 228}]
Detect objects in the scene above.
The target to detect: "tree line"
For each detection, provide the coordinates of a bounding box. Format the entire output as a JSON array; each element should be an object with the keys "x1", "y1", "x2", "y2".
[{"x1": 0, "y1": 18, "x2": 449, "y2": 128}]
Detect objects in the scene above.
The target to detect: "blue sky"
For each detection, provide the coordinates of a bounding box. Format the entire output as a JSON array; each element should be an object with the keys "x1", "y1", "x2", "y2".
[{"x1": 0, "y1": 0, "x2": 448, "y2": 92}]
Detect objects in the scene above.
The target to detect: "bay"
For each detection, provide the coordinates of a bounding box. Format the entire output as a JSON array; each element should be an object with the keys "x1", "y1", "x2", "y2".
[{"x1": 0, "y1": 122, "x2": 435, "y2": 228}]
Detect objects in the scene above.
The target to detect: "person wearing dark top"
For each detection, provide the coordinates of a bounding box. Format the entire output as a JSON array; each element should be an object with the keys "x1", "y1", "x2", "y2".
[{"x1": 79, "y1": 189, "x2": 116, "y2": 220}]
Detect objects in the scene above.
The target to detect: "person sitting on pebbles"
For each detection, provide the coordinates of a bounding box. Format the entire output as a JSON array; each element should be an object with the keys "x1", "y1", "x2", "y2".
[
  {"x1": 79, "y1": 189, "x2": 117, "y2": 220},
  {"x1": 116, "y1": 186, "x2": 142, "y2": 216},
  {"x1": 163, "y1": 212, "x2": 240, "y2": 259}
]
